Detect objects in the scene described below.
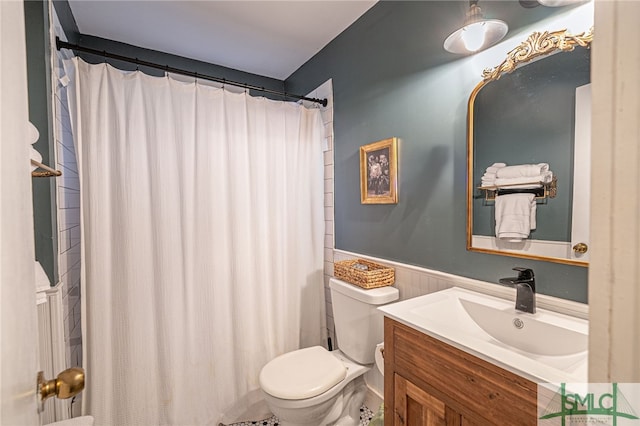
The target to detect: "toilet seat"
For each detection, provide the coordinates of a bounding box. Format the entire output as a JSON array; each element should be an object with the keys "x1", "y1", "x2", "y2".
[{"x1": 259, "y1": 346, "x2": 347, "y2": 400}]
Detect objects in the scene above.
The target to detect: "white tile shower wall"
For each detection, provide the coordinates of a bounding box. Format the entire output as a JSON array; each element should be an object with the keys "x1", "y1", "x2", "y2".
[
  {"x1": 305, "y1": 80, "x2": 335, "y2": 347},
  {"x1": 51, "y1": 6, "x2": 83, "y2": 418}
]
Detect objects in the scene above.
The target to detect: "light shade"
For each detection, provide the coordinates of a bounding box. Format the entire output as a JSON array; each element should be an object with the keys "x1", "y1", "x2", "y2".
[{"x1": 444, "y1": 3, "x2": 508, "y2": 54}]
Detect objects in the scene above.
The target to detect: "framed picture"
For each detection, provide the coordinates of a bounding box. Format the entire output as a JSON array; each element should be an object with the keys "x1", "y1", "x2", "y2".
[{"x1": 360, "y1": 137, "x2": 398, "y2": 204}]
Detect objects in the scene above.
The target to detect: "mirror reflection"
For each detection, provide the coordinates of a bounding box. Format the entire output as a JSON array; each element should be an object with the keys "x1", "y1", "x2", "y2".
[{"x1": 466, "y1": 30, "x2": 592, "y2": 266}]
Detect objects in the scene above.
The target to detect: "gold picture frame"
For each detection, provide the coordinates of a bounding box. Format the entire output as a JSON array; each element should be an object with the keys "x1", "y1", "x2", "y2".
[{"x1": 360, "y1": 137, "x2": 398, "y2": 204}]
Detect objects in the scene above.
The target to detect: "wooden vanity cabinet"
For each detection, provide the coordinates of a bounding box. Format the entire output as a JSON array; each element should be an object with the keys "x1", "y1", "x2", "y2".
[{"x1": 384, "y1": 317, "x2": 538, "y2": 426}]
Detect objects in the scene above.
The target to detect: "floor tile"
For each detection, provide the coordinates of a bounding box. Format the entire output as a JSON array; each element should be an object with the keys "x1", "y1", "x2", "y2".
[{"x1": 227, "y1": 404, "x2": 375, "y2": 426}]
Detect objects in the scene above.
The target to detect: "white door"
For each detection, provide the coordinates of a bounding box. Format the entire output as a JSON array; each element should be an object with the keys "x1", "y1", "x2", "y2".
[{"x1": 1, "y1": 1, "x2": 41, "y2": 424}]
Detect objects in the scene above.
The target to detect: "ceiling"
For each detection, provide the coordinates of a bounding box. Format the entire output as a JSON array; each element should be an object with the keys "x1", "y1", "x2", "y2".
[
  {"x1": 66, "y1": 1, "x2": 585, "y2": 81},
  {"x1": 67, "y1": 0, "x2": 378, "y2": 80}
]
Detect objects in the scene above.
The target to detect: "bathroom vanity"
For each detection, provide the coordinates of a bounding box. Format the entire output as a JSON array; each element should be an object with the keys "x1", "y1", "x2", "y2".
[
  {"x1": 379, "y1": 287, "x2": 588, "y2": 426},
  {"x1": 384, "y1": 317, "x2": 536, "y2": 425}
]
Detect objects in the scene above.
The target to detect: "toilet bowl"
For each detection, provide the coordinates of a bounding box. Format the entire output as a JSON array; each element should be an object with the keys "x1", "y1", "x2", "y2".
[
  {"x1": 259, "y1": 278, "x2": 399, "y2": 426},
  {"x1": 260, "y1": 348, "x2": 368, "y2": 426}
]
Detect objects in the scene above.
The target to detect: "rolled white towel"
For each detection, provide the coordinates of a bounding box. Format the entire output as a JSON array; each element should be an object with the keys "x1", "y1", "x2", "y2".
[
  {"x1": 494, "y1": 170, "x2": 553, "y2": 188},
  {"x1": 498, "y1": 184, "x2": 542, "y2": 189},
  {"x1": 495, "y1": 176, "x2": 545, "y2": 187},
  {"x1": 481, "y1": 171, "x2": 498, "y2": 186},
  {"x1": 485, "y1": 163, "x2": 506, "y2": 173},
  {"x1": 496, "y1": 163, "x2": 549, "y2": 179}
]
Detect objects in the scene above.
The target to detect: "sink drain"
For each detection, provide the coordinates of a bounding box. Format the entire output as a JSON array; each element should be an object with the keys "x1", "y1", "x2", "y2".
[{"x1": 513, "y1": 318, "x2": 525, "y2": 329}]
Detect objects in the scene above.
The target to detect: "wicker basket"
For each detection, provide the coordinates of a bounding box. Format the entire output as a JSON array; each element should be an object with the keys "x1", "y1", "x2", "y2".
[{"x1": 333, "y1": 259, "x2": 395, "y2": 289}]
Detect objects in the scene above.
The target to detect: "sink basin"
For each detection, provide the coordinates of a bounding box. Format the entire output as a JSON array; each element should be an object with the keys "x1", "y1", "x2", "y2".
[
  {"x1": 459, "y1": 299, "x2": 587, "y2": 356},
  {"x1": 379, "y1": 287, "x2": 588, "y2": 383}
]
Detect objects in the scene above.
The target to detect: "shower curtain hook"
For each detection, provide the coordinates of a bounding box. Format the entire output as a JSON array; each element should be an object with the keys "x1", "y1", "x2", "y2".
[
  {"x1": 103, "y1": 51, "x2": 107, "y2": 64},
  {"x1": 135, "y1": 58, "x2": 139, "y2": 72},
  {"x1": 222, "y1": 78, "x2": 226, "y2": 90},
  {"x1": 194, "y1": 72, "x2": 198, "y2": 84}
]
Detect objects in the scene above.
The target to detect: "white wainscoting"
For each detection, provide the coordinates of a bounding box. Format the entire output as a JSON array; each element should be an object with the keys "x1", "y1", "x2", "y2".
[{"x1": 333, "y1": 250, "x2": 588, "y2": 318}]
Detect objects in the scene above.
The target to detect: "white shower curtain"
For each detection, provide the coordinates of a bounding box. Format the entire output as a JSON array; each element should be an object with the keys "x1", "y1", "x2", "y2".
[{"x1": 64, "y1": 58, "x2": 326, "y2": 425}]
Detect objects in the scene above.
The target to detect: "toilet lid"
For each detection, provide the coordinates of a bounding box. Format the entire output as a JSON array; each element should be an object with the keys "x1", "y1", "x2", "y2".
[{"x1": 259, "y1": 346, "x2": 347, "y2": 400}]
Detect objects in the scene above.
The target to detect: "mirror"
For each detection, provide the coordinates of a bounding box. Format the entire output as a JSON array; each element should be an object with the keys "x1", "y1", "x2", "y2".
[{"x1": 466, "y1": 29, "x2": 592, "y2": 266}]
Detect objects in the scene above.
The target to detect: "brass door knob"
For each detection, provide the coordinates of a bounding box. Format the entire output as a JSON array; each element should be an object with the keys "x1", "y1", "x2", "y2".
[
  {"x1": 37, "y1": 367, "x2": 85, "y2": 401},
  {"x1": 573, "y1": 243, "x2": 588, "y2": 254}
]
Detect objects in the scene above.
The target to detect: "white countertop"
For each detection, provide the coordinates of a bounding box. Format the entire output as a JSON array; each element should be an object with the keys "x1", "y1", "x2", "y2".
[{"x1": 379, "y1": 287, "x2": 588, "y2": 385}]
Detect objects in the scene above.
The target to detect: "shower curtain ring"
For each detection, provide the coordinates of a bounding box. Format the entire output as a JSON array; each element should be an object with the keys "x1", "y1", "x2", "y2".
[{"x1": 135, "y1": 58, "x2": 139, "y2": 71}]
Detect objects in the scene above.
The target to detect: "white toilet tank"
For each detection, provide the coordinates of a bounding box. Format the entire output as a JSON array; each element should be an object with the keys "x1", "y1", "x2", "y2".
[{"x1": 329, "y1": 278, "x2": 399, "y2": 364}]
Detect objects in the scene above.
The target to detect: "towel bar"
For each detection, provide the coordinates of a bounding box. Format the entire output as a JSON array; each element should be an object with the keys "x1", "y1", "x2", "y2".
[{"x1": 478, "y1": 176, "x2": 557, "y2": 201}]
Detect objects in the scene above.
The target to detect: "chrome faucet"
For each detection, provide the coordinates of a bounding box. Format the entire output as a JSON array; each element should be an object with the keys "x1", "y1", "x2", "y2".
[{"x1": 499, "y1": 267, "x2": 536, "y2": 314}]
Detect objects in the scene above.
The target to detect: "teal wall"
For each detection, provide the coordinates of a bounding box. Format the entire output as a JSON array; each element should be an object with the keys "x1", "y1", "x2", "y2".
[
  {"x1": 25, "y1": 0, "x2": 57, "y2": 285},
  {"x1": 285, "y1": 1, "x2": 589, "y2": 303}
]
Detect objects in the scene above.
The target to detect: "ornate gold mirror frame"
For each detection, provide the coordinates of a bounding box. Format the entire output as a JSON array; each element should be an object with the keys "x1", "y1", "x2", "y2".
[{"x1": 466, "y1": 28, "x2": 593, "y2": 266}]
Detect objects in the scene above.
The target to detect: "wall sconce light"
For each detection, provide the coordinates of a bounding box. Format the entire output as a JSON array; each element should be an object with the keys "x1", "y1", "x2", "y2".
[{"x1": 444, "y1": 0, "x2": 508, "y2": 54}]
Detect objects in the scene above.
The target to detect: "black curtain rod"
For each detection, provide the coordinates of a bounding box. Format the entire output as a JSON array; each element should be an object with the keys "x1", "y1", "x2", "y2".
[{"x1": 56, "y1": 37, "x2": 328, "y2": 107}]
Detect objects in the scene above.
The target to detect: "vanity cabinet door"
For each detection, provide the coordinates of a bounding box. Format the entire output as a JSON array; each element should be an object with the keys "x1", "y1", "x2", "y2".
[
  {"x1": 393, "y1": 373, "x2": 454, "y2": 426},
  {"x1": 385, "y1": 317, "x2": 537, "y2": 426}
]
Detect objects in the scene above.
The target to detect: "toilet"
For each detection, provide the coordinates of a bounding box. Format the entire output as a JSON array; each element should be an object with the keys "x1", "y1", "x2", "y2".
[{"x1": 259, "y1": 277, "x2": 399, "y2": 426}]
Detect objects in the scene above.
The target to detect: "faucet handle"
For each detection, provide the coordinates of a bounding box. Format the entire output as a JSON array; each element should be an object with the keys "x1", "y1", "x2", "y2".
[{"x1": 512, "y1": 267, "x2": 534, "y2": 281}]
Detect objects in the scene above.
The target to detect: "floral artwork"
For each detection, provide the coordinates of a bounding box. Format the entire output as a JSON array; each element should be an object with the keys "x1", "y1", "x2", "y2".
[{"x1": 359, "y1": 138, "x2": 398, "y2": 204}]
